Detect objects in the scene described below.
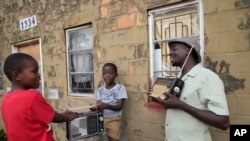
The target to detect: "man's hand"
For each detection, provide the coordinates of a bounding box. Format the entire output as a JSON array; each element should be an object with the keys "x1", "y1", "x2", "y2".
[
  {"x1": 156, "y1": 92, "x2": 182, "y2": 109},
  {"x1": 147, "y1": 88, "x2": 153, "y2": 95}
]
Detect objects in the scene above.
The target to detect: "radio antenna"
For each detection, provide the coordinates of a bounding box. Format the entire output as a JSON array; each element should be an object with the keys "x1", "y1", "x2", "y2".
[{"x1": 177, "y1": 44, "x2": 195, "y2": 78}]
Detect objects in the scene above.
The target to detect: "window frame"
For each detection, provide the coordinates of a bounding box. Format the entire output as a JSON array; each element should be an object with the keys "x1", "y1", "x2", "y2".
[
  {"x1": 148, "y1": 0, "x2": 204, "y2": 83},
  {"x1": 66, "y1": 25, "x2": 94, "y2": 96}
]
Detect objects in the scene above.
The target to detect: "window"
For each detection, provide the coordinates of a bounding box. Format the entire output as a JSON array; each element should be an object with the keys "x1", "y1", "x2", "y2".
[
  {"x1": 0, "y1": 62, "x2": 3, "y2": 90},
  {"x1": 66, "y1": 25, "x2": 94, "y2": 96},
  {"x1": 148, "y1": 0, "x2": 204, "y2": 83}
]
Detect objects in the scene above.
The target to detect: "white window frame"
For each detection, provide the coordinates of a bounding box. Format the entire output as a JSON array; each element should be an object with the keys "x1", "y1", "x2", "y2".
[
  {"x1": 12, "y1": 38, "x2": 45, "y2": 95},
  {"x1": 148, "y1": 0, "x2": 204, "y2": 82},
  {"x1": 66, "y1": 25, "x2": 94, "y2": 96}
]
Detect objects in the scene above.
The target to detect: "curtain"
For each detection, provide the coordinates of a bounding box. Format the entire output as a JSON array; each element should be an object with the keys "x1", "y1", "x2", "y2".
[{"x1": 69, "y1": 27, "x2": 93, "y2": 84}]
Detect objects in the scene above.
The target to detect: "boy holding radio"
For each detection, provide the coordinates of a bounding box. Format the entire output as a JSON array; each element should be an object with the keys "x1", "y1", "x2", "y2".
[{"x1": 90, "y1": 63, "x2": 128, "y2": 141}]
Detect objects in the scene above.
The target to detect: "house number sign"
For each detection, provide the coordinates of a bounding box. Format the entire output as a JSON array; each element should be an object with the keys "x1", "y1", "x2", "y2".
[{"x1": 19, "y1": 15, "x2": 37, "y2": 31}]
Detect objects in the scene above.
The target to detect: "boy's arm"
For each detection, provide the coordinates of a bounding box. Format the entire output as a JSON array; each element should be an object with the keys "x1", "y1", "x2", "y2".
[
  {"x1": 97, "y1": 99, "x2": 125, "y2": 111},
  {"x1": 31, "y1": 91, "x2": 79, "y2": 123},
  {"x1": 52, "y1": 111, "x2": 79, "y2": 123}
]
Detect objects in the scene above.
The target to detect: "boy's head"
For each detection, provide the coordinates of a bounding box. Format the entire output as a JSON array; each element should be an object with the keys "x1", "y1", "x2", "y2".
[
  {"x1": 3, "y1": 53, "x2": 40, "y2": 89},
  {"x1": 102, "y1": 63, "x2": 118, "y2": 85}
]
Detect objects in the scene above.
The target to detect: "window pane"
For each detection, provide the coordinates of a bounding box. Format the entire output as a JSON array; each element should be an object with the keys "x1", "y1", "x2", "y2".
[
  {"x1": 70, "y1": 51, "x2": 93, "y2": 73},
  {"x1": 67, "y1": 26, "x2": 94, "y2": 95},
  {"x1": 154, "y1": 4, "x2": 199, "y2": 40},
  {"x1": 70, "y1": 73, "x2": 94, "y2": 93},
  {"x1": 151, "y1": 4, "x2": 200, "y2": 79},
  {"x1": 69, "y1": 27, "x2": 93, "y2": 51}
]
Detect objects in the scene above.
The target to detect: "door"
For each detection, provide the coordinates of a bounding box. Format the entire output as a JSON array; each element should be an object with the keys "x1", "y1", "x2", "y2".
[{"x1": 12, "y1": 39, "x2": 44, "y2": 94}]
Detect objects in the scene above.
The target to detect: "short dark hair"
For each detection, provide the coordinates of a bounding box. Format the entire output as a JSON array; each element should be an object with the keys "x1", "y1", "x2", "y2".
[
  {"x1": 3, "y1": 53, "x2": 36, "y2": 81},
  {"x1": 103, "y1": 63, "x2": 117, "y2": 73}
]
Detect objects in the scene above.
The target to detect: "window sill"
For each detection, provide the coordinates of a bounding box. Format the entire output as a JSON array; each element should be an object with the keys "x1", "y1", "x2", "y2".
[{"x1": 69, "y1": 93, "x2": 94, "y2": 97}]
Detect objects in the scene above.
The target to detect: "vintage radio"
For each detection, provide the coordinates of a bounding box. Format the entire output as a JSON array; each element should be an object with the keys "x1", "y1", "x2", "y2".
[{"x1": 66, "y1": 111, "x2": 104, "y2": 141}]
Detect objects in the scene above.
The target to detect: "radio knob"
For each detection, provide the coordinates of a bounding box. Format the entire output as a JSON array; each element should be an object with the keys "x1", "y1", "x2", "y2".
[
  {"x1": 174, "y1": 86, "x2": 180, "y2": 93},
  {"x1": 99, "y1": 117, "x2": 104, "y2": 121}
]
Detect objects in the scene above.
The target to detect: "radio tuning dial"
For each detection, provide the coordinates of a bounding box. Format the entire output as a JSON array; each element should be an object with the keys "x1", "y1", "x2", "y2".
[{"x1": 174, "y1": 87, "x2": 180, "y2": 93}]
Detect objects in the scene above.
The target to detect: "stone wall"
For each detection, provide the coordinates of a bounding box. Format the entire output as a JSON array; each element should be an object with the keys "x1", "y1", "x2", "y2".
[{"x1": 0, "y1": 0, "x2": 250, "y2": 141}]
